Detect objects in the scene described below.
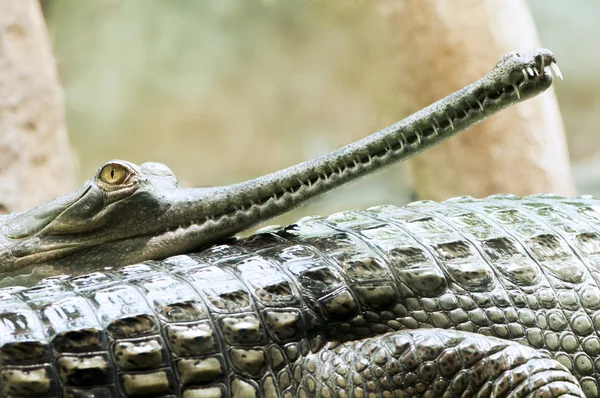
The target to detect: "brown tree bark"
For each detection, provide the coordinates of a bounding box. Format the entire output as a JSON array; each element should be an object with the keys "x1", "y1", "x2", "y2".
[
  {"x1": 0, "y1": 0, "x2": 73, "y2": 213},
  {"x1": 377, "y1": 0, "x2": 575, "y2": 200}
]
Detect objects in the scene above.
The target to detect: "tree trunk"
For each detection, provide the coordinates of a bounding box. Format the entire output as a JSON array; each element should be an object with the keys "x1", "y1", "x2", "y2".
[
  {"x1": 0, "y1": 0, "x2": 73, "y2": 213},
  {"x1": 378, "y1": 0, "x2": 575, "y2": 200}
]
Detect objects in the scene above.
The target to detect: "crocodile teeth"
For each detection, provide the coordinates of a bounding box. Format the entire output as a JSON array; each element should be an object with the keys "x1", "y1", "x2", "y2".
[
  {"x1": 400, "y1": 133, "x2": 408, "y2": 146},
  {"x1": 462, "y1": 102, "x2": 470, "y2": 116},
  {"x1": 526, "y1": 67, "x2": 535, "y2": 77},
  {"x1": 512, "y1": 83, "x2": 521, "y2": 99},
  {"x1": 551, "y1": 62, "x2": 563, "y2": 79},
  {"x1": 384, "y1": 139, "x2": 392, "y2": 152},
  {"x1": 476, "y1": 99, "x2": 484, "y2": 111},
  {"x1": 397, "y1": 139, "x2": 404, "y2": 150},
  {"x1": 447, "y1": 116, "x2": 454, "y2": 130},
  {"x1": 522, "y1": 69, "x2": 529, "y2": 83}
]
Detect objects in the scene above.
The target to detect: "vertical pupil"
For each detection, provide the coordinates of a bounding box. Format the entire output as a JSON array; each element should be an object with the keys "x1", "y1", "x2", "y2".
[{"x1": 111, "y1": 168, "x2": 115, "y2": 179}]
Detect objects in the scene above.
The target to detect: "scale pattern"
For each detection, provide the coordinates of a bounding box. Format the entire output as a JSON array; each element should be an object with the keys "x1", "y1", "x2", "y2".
[{"x1": 0, "y1": 194, "x2": 599, "y2": 397}]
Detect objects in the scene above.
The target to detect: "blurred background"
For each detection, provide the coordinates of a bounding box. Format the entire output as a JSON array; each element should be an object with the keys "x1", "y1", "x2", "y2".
[{"x1": 27, "y1": 0, "x2": 600, "y2": 229}]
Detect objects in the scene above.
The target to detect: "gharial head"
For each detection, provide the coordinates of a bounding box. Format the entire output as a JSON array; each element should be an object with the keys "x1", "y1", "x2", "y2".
[
  {"x1": 0, "y1": 48, "x2": 561, "y2": 284},
  {"x1": 481, "y1": 48, "x2": 561, "y2": 102},
  {"x1": 0, "y1": 160, "x2": 216, "y2": 275}
]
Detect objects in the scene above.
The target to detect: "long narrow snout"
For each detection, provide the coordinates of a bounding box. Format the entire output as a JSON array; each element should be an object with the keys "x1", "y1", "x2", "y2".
[{"x1": 0, "y1": 49, "x2": 561, "y2": 285}]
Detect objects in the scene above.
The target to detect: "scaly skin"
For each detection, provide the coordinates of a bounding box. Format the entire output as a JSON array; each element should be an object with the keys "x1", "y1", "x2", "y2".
[
  {"x1": 0, "y1": 49, "x2": 558, "y2": 284},
  {"x1": 0, "y1": 194, "x2": 596, "y2": 397},
  {"x1": 0, "y1": 49, "x2": 580, "y2": 397}
]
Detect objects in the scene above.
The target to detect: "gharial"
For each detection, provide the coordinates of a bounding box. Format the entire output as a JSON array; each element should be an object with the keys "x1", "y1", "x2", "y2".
[{"x1": 0, "y1": 49, "x2": 594, "y2": 398}]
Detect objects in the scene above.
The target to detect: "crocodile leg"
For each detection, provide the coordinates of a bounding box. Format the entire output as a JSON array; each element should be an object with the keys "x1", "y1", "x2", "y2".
[{"x1": 296, "y1": 329, "x2": 584, "y2": 397}]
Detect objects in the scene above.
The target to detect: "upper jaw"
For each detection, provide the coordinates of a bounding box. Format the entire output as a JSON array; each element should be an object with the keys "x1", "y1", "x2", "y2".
[{"x1": 490, "y1": 49, "x2": 558, "y2": 98}]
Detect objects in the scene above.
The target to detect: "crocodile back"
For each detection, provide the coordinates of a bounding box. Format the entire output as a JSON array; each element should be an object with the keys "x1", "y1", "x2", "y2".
[
  {"x1": 257, "y1": 193, "x2": 600, "y2": 394},
  {"x1": 2, "y1": 194, "x2": 600, "y2": 397}
]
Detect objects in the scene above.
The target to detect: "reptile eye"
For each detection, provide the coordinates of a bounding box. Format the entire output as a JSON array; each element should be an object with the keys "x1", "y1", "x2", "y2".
[{"x1": 100, "y1": 164, "x2": 128, "y2": 185}]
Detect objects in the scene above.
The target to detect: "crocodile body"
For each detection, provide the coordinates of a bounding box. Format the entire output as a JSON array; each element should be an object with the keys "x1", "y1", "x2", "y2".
[
  {"x1": 3, "y1": 194, "x2": 600, "y2": 397},
  {"x1": 0, "y1": 49, "x2": 576, "y2": 396}
]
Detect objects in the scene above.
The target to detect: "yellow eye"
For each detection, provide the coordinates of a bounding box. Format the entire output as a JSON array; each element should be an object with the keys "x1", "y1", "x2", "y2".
[{"x1": 100, "y1": 164, "x2": 128, "y2": 185}]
